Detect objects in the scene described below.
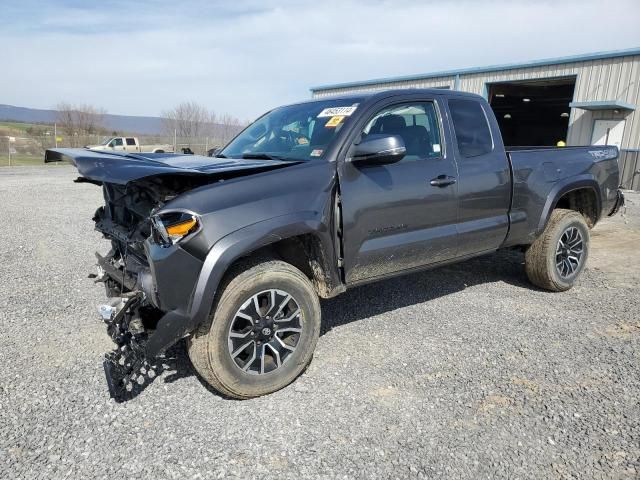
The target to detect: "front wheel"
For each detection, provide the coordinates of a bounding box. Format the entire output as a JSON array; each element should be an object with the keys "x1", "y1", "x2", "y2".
[
  {"x1": 525, "y1": 209, "x2": 590, "y2": 291},
  {"x1": 187, "y1": 260, "x2": 321, "y2": 399}
]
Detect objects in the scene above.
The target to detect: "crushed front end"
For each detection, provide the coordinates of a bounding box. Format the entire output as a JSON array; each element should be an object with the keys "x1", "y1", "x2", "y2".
[
  {"x1": 46, "y1": 147, "x2": 302, "y2": 400},
  {"x1": 91, "y1": 179, "x2": 205, "y2": 401}
]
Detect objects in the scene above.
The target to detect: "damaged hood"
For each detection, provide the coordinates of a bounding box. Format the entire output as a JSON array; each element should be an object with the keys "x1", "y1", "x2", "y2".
[{"x1": 45, "y1": 148, "x2": 299, "y2": 184}]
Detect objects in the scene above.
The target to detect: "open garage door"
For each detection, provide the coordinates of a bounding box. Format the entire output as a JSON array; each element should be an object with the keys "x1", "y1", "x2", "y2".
[{"x1": 488, "y1": 78, "x2": 576, "y2": 147}]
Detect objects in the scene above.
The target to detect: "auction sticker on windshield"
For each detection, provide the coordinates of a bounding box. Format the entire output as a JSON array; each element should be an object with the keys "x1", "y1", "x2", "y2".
[
  {"x1": 324, "y1": 116, "x2": 344, "y2": 128},
  {"x1": 317, "y1": 106, "x2": 357, "y2": 118}
]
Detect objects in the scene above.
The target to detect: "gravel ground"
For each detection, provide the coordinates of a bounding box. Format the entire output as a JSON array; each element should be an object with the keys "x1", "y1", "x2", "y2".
[{"x1": 1, "y1": 166, "x2": 639, "y2": 479}]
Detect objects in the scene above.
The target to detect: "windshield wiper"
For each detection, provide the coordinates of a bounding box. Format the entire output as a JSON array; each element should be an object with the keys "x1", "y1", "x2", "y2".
[{"x1": 241, "y1": 153, "x2": 286, "y2": 160}]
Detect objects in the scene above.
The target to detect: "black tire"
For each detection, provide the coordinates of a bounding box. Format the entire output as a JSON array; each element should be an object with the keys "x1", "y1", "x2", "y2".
[
  {"x1": 525, "y1": 209, "x2": 590, "y2": 292},
  {"x1": 187, "y1": 259, "x2": 321, "y2": 399}
]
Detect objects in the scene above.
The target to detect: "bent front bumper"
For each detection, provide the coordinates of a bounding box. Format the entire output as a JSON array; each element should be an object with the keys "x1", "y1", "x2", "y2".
[
  {"x1": 98, "y1": 292, "x2": 160, "y2": 401},
  {"x1": 100, "y1": 297, "x2": 191, "y2": 401},
  {"x1": 96, "y1": 241, "x2": 203, "y2": 348},
  {"x1": 95, "y1": 248, "x2": 196, "y2": 401}
]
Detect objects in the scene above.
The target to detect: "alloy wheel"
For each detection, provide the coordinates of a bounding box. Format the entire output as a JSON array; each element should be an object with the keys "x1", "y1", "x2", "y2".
[
  {"x1": 227, "y1": 289, "x2": 302, "y2": 375},
  {"x1": 555, "y1": 226, "x2": 584, "y2": 278}
]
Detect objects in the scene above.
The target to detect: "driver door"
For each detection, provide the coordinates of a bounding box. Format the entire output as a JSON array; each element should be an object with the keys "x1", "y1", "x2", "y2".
[
  {"x1": 109, "y1": 138, "x2": 125, "y2": 151},
  {"x1": 338, "y1": 98, "x2": 459, "y2": 284}
]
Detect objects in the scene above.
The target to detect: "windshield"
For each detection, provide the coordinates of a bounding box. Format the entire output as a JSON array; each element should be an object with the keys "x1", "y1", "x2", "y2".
[
  {"x1": 221, "y1": 97, "x2": 364, "y2": 161},
  {"x1": 100, "y1": 137, "x2": 113, "y2": 146}
]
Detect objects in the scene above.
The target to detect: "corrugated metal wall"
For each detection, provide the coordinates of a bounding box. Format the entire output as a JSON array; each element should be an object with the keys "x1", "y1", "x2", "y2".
[{"x1": 312, "y1": 54, "x2": 640, "y2": 188}]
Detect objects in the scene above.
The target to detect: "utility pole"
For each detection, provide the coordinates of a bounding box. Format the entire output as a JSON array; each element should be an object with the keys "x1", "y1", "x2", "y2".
[
  {"x1": 54, "y1": 123, "x2": 58, "y2": 148},
  {"x1": 174, "y1": 128, "x2": 177, "y2": 153}
]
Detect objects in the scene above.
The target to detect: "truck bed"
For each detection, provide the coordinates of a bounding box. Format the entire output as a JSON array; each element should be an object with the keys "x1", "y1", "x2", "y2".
[{"x1": 504, "y1": 145, "x2": 620, "y2": 246}]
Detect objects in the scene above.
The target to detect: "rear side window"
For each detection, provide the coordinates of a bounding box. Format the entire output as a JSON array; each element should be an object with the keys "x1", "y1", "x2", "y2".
[
  {"x1": 126, "y1": 138, "x2": 136, "y2": 146},
  {"x1": 448, "y1": 99, "x2": 493, "y2": 157}
]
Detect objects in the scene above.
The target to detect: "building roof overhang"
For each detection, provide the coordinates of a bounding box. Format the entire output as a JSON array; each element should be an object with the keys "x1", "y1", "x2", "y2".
[{"x1": 569, "y1": 100, "x2": 636, "y2": 111}]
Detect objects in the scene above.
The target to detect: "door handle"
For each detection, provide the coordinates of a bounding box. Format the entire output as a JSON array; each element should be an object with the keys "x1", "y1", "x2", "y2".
[{"x1": 429, "y1": 175, "x2": 457, "y2": 187}]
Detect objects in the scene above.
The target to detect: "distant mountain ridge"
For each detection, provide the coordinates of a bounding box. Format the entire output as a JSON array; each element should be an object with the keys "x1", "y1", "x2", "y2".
[{"x1": 0, "y1": 104, "x2": 167, "y2": 135}]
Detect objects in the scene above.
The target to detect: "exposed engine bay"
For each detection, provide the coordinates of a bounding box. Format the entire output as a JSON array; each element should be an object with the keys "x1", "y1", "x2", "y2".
[
  {"x1": 83, "y1": 154, "x2": 302, "y2": 400},
  {"x1": 93, "y1": 179, "x2": 185, "y2": 400},
  {"x1": 50, "y1": 148, "x2": 299, "y2": 401},
  {"x1": 92, "y1": 174, "x2": 233, "y2": 400}
]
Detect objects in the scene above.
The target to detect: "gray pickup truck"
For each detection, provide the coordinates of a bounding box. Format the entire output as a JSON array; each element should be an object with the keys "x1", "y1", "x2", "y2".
[{"x1": 45, "y1": 89, "x2": 624, "y2": 401}]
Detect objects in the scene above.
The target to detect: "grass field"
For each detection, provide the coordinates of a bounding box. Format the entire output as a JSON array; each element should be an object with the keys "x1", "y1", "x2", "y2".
[
  {"x1": 0, "y1": 122, "x2": 54, "y2": 138},
  {"x1": 1, "y1": 121, "x2": 34, "y2": 133},
  {"x1": 0, "y1": 155, "x2": 53, "y2": 167},
  {"x1": 0, "y1": 120, "x2": 55, "y2": 166}
]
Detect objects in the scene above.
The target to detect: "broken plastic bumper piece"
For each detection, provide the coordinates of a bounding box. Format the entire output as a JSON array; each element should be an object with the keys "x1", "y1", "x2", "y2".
[{"x1": 98, "y1": 293, "x2": 163, "y2": 402}]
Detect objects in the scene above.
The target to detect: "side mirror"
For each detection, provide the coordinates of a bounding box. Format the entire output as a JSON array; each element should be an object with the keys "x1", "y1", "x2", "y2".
[{"x1": 350, "y1": 134, "x2": 406, "y2": 165}]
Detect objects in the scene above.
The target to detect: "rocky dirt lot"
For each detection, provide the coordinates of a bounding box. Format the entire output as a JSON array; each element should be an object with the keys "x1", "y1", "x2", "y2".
[{"x1": 1, "y1": 166, "x2": 638, "y2": 479}]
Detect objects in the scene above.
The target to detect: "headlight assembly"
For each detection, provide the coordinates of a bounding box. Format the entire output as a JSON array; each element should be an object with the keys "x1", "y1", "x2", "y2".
[{"x1": 152, "y1": 211, "x2": 200, "y2": 246}]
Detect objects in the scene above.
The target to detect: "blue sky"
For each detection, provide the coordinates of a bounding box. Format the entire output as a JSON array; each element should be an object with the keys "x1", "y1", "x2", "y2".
[{"x1": 2, "y1": 0, "x2": 639, "y2": 120}]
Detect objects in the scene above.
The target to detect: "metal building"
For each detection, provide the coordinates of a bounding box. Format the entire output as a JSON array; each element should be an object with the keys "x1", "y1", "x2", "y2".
[{"x1": 311, "y1": 48, "x2": 640, "y2": 189}]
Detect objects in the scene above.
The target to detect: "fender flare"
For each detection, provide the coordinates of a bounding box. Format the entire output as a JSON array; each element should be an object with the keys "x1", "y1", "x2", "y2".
[
  {"x1": 190, "y1": 211, "x2": 328, "y2": 323},
  {"x1": 145, "y1": 211, "x2": 330, "y2": 357},
  {"x1": 536, "y1": 175, "x2": 602, "y2": 236}
]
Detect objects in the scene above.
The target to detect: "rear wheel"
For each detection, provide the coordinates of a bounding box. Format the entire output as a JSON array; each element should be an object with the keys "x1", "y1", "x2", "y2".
[
  {"x1": 525, "y1": 209, "x2": 590, "y2": 291},
  {"x1": 187, "y1": 260, "x2": 321, "y2": 399}
]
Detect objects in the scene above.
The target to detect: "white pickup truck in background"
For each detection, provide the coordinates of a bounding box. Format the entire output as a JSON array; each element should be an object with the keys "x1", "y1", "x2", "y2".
[{"x1": 87, "y1": 137, "x2": 174, "y2": 153}]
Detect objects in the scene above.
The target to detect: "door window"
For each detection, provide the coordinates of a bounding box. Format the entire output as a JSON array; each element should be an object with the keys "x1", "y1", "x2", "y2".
[
  {"x1": 448, "y1": 99, "x2": 493, "y2": 157},
  {"x1": 113, "y1": 138, "x2": 123, "y2": 147},
  {"x1": 361, "y1": 102, "x2": 442, "y2": 161}
]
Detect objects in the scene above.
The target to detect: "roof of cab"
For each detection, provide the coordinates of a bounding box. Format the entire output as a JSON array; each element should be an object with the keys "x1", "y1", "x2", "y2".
[
  {"x1": 282, "y1": 88, "x2": 482, "y2": 110},
  {"x1": 365, "y1": 88, "x2": 482, "y2": 100}
]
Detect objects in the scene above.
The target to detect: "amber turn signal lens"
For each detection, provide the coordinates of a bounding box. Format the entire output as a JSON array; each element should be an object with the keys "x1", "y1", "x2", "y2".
[{"x1": 165, "y1": 217, "x2": 197, "y2": 237}]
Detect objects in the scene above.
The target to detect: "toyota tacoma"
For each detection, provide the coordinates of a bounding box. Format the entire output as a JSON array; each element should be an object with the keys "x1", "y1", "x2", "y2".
[{"x1": 45, "y1": 89, "x2": 625, "y2": 401}]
